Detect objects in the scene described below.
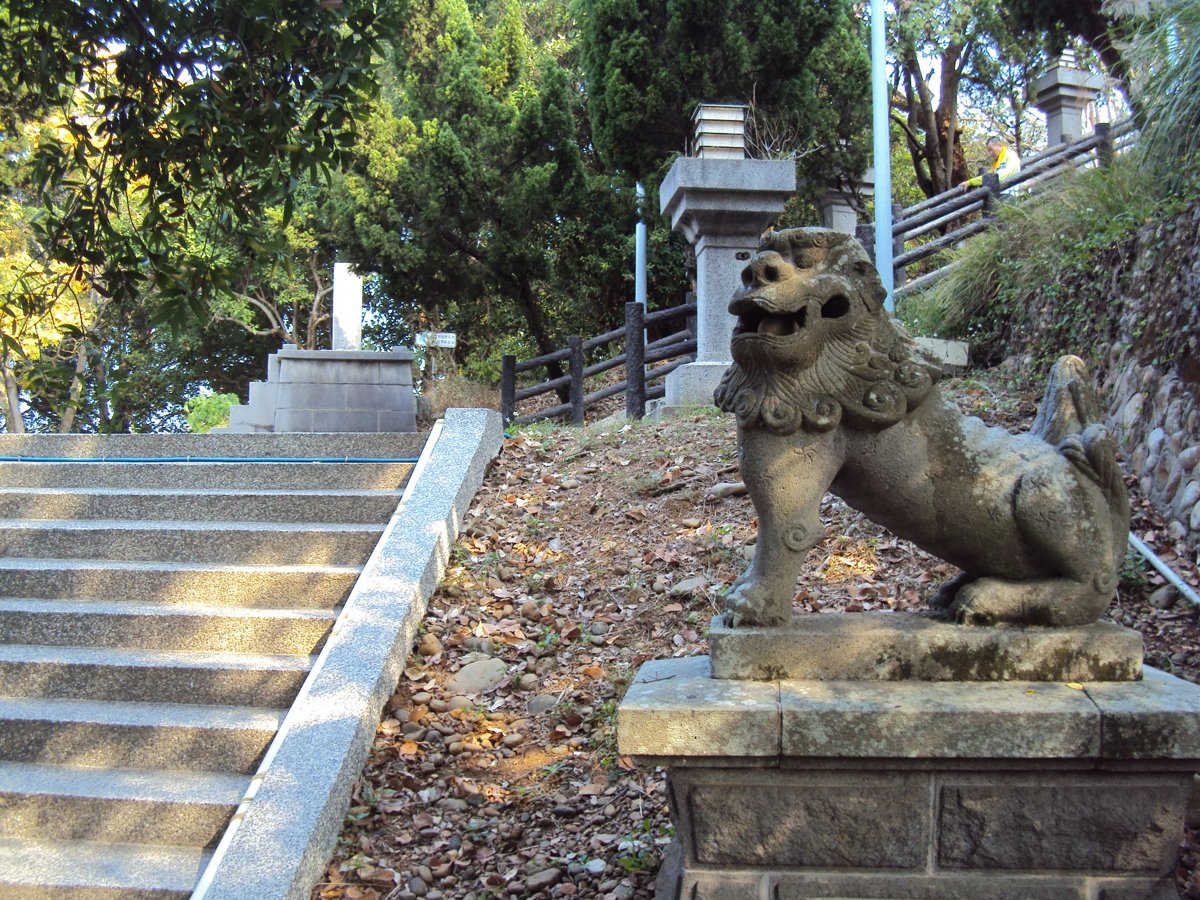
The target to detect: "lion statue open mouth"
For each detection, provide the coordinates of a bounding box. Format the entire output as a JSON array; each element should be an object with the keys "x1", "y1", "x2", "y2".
[{"x1": 714, "y1": 227, "x2": 1129, "y2": 627}]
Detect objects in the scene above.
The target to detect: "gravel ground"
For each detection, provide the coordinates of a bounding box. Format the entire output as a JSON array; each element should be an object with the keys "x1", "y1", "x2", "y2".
[{"x1": 315, "y1": 370, "x2": 1200, "y2": 900}]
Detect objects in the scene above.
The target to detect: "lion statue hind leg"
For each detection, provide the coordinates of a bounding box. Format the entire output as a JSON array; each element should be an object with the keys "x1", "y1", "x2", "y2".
[{"x1": 947, "y1": 575, "x2": 1111, "y2": 626}]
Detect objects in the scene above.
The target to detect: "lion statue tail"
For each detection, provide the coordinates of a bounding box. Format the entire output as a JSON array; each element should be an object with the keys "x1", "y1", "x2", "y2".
[{"x1": 1030, "y1": 355, "x2": 1126, "y2": 510}]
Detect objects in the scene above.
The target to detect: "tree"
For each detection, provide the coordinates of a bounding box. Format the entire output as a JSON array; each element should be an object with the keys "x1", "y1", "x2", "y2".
[
  {"x1": 1005, "y1": 0, "x2": 1134, "y2": 99},
  {"x1": 0, "y1": 0, "x2": 399, "y2": 322},
  {"x1": 335, "y1": 0, "x2": 683, "y2": 374},
  {"x1": 576, "y1": 0, "x2": 870, "y2": 190},
  {"x1": 888, "y1": 0, "x2": 1064, "y2": 200}
]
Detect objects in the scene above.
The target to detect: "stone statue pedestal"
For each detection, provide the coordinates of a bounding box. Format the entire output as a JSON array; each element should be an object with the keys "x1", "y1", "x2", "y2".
[{"x1": 619, "y1": 648, "x2": 1200, "y2": 899}]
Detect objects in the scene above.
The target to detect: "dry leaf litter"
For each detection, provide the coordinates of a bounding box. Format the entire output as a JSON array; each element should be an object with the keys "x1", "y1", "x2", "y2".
[{"x1": 315, "y1": 371, "x2": 1200, "y2": 900}]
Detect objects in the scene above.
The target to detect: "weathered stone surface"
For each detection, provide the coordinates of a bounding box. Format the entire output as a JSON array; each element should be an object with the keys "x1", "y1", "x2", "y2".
[
  {"x1": 780, "y1": 678, "x2": 1098, "y2": 758},
  {"x1": 1093, "y1": 876, "x2": 1180, "y2": 899},
  {"x1": 681, "y1": 770, "x2": 928, "y2": 869},
  {"x1": 709, "y1": 612, "x2": 1143, "y2": 681},
  {"x1": 938, "y1": 776, "x2": 1186, "y2": 871},
  {"x1": 442, "y1": 657, "x2": 507, "y2": 695},
  {"x1": 772, "y1": 873, "x2": 1090, "y2": 899},
  {"x1": 716, "y1": 228, "x2": 1129, "y2": 629},
  {"x1": 617, "y1": 656, "x2": 778, "y2": 758},
  {"x1": 1086, "y1": 666, "x2": 1200, "y2": 758}
]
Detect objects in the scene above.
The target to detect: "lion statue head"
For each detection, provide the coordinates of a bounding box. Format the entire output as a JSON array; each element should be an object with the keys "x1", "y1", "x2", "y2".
[{"x1": 714, "y1": 228, "x2": 941, "y2": 436}]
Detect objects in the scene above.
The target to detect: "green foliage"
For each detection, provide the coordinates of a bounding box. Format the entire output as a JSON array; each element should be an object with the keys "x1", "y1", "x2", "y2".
[
  {"x1": 1005, "y1": 0, "x2": 1131, "y2": 95},
  {"x1": 890, "y1": 0, "x2": 1050, "y2": 198},
  {"x1": 902, "y1": 162, "x2": 1164, "y2": 341},
  {"x1": 0, "y1": 0, "x2": 399, "y2": 322},
  {"x1": 1128, "y1": 0, "x2": 1200, "y2": 185},
  {"x1": 898, "y1": 0, "x2": 1200, "y2": 354},
  {"x1": 576, "y1": 0, "x2": 869, "y2": 189},
  {"x1": 336, "y1": 0, "x2": 687, "y2": 377},
  {"x1": 184, "y1": 393, "x2": 240, "y2": 433}
]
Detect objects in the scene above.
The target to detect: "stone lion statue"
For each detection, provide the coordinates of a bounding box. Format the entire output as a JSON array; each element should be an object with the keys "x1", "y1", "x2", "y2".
[{"x1": 714, "y1": 227, "x2": 1129, "y2": 627}]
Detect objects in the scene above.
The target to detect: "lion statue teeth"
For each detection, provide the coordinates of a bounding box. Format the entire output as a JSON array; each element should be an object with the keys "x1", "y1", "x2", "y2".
[{"x1": 714, "y1": 227, "x2": 1129, "y2": 628}]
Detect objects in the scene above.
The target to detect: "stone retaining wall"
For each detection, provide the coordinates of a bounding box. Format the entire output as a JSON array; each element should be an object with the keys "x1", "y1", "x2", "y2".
[{"x1": 1001, "y1": 200, "x2": 1200, "y2": 552}]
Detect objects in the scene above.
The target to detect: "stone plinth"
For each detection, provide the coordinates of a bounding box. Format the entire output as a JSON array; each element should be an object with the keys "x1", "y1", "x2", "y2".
[
  {"x1": 708, "y1": 611, "x2": 1144, "y2": 682},
  {"x1": 1033, "y1": 63, "x2": 1104, "y2": 147},
  {"x1": 224, "y1": 347, "x2": 416, "y2": 433},
  {"x1": 658, "y1": 157, "x2": 796, "y2": 407},
  {"x1": 619, "y1": 656, "x2": 1200, "y2": 899}
]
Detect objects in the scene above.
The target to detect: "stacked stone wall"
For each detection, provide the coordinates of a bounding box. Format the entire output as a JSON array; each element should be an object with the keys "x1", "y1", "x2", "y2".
[{"x1": 998, "y1": 201, "x2": 1200, "y2": 552}]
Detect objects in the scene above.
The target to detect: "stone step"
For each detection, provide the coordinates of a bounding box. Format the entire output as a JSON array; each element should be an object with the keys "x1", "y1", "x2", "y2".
[
  {"x1": 0, "y1": 761, "x2": 246, "y2": 846},
  {"x1": 0, "y1": 836, "x2": 209, "y2": 899},
  {"x1": 0, "y1": 558, "x2": 360, "y2": 608},
  {"x1": 0, "y1": 487, "x2": 401, "y2": 523},
  {"x1": 0, "y1": 599, "x2": 334, "y2": 654},
  {"x1": 0, "y1": 644, "x2": 313, "y2": 707},
  {"x1": 0, "y1": 431, "x2": 426, "y2": 461},
  {"x1": 0, "y1": 461, "x2": 414, "y2": 491},
  {"x1": 0, "y1": 697, "x2": 284, "y2": 773},
  {"x1": 0, "y1": 519, "x2": 383, "y2": 564}
]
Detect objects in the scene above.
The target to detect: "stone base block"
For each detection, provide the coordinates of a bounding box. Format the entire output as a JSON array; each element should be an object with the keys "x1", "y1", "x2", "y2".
[
  {"x1": 708, "y1": 611, "x2": 1144, "y2": 681},
  {"x1": 620, "y1": 658, "x2": 1200, "y2": 900},
  {"x1": 663, "y1": 362, "x2": 731, "y2": 408}
]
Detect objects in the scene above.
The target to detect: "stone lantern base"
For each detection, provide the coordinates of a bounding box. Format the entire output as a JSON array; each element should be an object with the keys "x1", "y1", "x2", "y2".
[{"x1": 619, "y1": 653, "x2": 1200, "y2": 900}]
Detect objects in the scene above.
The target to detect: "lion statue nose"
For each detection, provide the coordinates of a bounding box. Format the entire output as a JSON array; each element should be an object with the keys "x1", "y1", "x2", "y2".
[{"x1": 741, "y1": 251, "x2": 794, "y2": 289}]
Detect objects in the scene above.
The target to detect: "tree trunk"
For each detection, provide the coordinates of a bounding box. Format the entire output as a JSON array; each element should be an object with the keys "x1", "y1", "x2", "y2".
[
  {"x1": 58, "y1": 339, "x2": 89, "y2": 433},
  {"x1": 512, "y1": 275, "x2": 567, "y2": 400},
  {"x1": 1, "y1": 358, "x2": 25, "y2": 433}
]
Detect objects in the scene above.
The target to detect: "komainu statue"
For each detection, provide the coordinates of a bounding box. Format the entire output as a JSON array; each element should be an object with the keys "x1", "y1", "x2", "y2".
[{"x1": 714, "y1": 227, "x2": 1129, "y2": 628}]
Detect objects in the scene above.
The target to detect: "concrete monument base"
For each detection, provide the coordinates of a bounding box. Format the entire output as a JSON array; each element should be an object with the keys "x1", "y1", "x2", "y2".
[
  {"x1": 222, "y1": 347, "x2": 416, "y2": 433},
  {"x1": 662, "y1": 361, "x2": 732, "y2": 409},
  {"x1": 619, "y1": 656, "x2": 1200, "y2": 900}
]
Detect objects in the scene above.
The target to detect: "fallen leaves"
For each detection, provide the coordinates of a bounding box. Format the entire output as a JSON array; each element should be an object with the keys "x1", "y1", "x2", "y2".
[{"x1": 318, "y1": 380, "x2": 1200, "y2": 900}]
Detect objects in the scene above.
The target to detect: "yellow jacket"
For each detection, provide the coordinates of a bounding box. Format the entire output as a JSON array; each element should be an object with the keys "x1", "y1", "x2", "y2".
[{"x1": 967, "y1": 145, "x2": 1021, "y2": 187}]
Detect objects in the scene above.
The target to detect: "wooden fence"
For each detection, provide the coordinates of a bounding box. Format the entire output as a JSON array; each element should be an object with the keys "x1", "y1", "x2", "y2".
[
  {"x1": 865, "y1": 120, "x2": 1137, "y2": 301},
  {"x1": 500, "y1": 299, "x2": 697, "y2": 426}
]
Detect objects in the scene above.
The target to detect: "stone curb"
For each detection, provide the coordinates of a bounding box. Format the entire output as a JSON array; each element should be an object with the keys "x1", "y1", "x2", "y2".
[{"x1": 192, "y1": 408, "x2": 503, "y2": 900}]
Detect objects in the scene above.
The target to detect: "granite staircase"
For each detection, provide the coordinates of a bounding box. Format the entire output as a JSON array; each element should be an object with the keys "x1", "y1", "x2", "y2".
[{"x1": 0, "y1": 434, "x2": 420, "y2": 898}]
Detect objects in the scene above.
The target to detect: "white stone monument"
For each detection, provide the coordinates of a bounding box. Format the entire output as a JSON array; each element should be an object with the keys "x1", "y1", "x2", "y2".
[{"x1": 331, "y1": 262, "x2": 364, "y2": 351}]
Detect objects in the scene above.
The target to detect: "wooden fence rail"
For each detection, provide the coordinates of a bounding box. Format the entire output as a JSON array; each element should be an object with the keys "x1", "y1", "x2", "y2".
[
  {"x1": 500, "y1": 299, "x2": 697, "y2": 426},
  {"x1": 863, "y1": 120, "x2": 1136, "y2": 301}
]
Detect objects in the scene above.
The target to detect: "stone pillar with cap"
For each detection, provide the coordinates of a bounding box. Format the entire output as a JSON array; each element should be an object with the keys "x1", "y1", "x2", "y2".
[
  {"x1": 658, "y1": 104, "x2": 796, "y2": 409},
  {"x1": 1033, "y1": 50, "x2": 1104, "y2": 146}
]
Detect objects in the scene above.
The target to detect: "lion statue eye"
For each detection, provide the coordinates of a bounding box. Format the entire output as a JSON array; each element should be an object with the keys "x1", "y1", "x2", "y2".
[{"x1": 821, "y1": 295, "x2": 851, "y2": 319}]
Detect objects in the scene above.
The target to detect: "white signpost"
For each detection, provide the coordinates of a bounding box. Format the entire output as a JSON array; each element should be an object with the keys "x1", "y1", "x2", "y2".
[{"x1": 415, "y1": 332, "x2": 458, "y2": 349}]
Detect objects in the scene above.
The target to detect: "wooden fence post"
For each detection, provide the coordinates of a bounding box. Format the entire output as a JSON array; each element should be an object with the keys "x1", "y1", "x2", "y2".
[
  {"x1": 568, "y1": 336, "x2": 585, "y2": 426},
  {"x1": 625, "y1": 302, "x2": 646, "y2": 421},
  {"x1": 500, "y1": 355, "x2": 516, "y2": 426},
  {"x1": 890, "y1": 201, "x2": 906, "y2": 290},
  {"x1": 1096, "y1": 122, "x2": 1114, "y2": 168}
]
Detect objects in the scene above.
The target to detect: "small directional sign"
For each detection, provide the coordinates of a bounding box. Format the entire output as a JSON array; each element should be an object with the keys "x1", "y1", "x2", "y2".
[{"x1": 416, "y1": 332, "x2": 457, "y2": 349}]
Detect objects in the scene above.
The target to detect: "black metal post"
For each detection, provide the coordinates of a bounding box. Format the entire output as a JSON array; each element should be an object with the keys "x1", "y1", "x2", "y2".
[
  {"x1": 500, "y1": 355, "x2": 515, "y2": 426},
  {"x1": 625, "y1": 302, "x2": 646, "y2": 420},
  {"x1": 568, "y1": 336, "x2": 585, "y2": 426}
]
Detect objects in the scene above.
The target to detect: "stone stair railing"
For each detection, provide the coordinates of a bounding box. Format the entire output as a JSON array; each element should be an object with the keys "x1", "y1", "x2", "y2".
[{"x1": 0, "y1": 432, "x2": 423, "y2": 898}]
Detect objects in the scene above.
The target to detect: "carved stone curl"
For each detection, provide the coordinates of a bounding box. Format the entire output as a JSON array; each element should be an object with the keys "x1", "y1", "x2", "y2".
[{"x1": 714, "y1": 227, "x2": 1129, "y2": 628}]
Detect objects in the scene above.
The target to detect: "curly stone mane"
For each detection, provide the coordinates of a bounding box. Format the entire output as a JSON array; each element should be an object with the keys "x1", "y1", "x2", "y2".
[{"x1": 713, "y1": 229, "x2": 941, "y2": 436}]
